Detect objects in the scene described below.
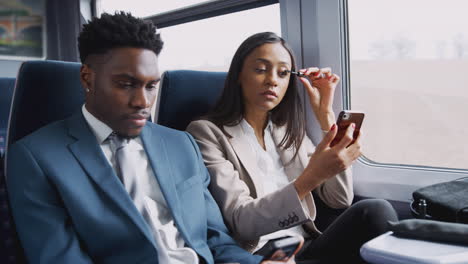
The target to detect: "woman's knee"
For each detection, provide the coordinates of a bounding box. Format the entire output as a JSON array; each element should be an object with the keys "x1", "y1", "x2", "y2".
[
  {"x1": 356, "y1": 199, "x2": 397, "y2": 216},
  {"x1": 357, "y1": 198, "x2": 390, "y2": 209},
  {"x1": 353, "y1": 199, "x2": 398, "y2": 232}
]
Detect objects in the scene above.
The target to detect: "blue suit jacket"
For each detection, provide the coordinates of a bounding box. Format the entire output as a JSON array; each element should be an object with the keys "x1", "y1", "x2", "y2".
[{"x1": 7, "y1": 112, "x2": 262, "y2": 264}]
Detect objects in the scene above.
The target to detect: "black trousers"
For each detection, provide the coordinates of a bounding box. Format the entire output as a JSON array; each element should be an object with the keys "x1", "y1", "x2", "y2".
[{"x1": 296, "y1": 199, "x2": 398, "y2": 264}]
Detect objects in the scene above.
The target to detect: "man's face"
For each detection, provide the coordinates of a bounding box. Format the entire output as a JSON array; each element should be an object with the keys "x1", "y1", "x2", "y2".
[{"x1": 81, "y1": 47, "x2": 161, "y2": 138}]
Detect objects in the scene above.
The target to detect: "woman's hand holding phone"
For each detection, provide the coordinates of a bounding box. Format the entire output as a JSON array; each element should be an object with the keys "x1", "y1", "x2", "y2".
[
  {"x1": 294, "y1": 122, "x2": 362, "y2": 200},
  {"x1": 330, "y1": 111, "x2": 364, "y2": 147},
  {"x1": 297, "y1": 67, "x2": 340, "y2": 131},
  {"x1": 258, "y1": 235, "x2": 304, "y2": 264}
]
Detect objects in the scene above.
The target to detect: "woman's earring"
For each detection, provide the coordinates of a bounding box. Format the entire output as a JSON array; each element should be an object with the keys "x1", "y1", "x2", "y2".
[{"x1": 86, "y1": 88, "x2": 90, "y2": 92}]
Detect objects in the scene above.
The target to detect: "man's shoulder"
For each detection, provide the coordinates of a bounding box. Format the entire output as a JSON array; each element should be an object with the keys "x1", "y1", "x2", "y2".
[
  {"x1": 13, "y1": 117, "x2": 71, "y2": 149},
  {"x1": 145, "y1": 122, "x2": 196, "y2": 146},
  {"x1": 145, "y1": 122, "x2": 202, "y2": 160},
  {"x1": 146, "y1": 121, "x2": 188, "y2": 137}
]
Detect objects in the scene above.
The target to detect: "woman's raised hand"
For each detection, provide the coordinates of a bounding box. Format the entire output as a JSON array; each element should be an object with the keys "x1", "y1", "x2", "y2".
[
  {"x1": 298, "y1": 67, "x2": 340, "y2": 131},
  {"x1": 294, "y1": 123, "x2": 362, "y2": 200}
]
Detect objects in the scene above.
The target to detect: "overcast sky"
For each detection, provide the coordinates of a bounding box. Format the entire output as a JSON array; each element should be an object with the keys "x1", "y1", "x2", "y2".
[{"x1": 348, "y1": 0, "x2": 468, "y2": 60}]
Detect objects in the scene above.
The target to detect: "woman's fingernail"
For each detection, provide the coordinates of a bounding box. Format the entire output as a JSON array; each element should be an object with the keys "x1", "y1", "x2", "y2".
[{"x1": 331, "y1": 124, "x2": 336, "y2": 131}]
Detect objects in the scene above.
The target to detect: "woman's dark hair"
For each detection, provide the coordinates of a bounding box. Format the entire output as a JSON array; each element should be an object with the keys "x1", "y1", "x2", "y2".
[
  {"x1": 206, "y1": 32, "x2": 305, "y2": 158},
  {"x1": 78, "y1": 12, "x2": 163, "y2": 63}
]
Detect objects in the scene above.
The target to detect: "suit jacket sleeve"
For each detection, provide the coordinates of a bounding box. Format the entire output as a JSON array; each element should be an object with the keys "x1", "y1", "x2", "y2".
[
  {"x1": 307, "y1": 133, "x2": 354, "y2": 209},
  {"x1": 187, "y1": 121, "x2": 313, "y2": 242},
  {"x1": 185, "y1": 133, "x2": 262, "y2": 264},
  {"x1": 7, "y1": 141, "x2": 93, "y2": 264}
]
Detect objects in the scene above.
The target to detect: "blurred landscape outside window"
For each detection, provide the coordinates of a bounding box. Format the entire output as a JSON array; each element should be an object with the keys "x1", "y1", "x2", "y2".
[{"x1": 348, "y1": 0, "x2": 468, "y2": 169}]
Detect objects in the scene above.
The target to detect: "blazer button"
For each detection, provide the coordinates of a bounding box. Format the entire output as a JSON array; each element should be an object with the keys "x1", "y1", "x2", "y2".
[
  {"x1": 288, "y1": 212, "x2": 298, "y2": 223},
  {"x1": 279, "y1": 220, "x2": 285, "y2": 228}
]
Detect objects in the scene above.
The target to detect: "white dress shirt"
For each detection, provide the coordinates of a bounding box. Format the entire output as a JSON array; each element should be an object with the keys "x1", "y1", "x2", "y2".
[
  {"x1": 82, "y1": 105, "x2": 198, "y2": 264},
  {"x1": 239, "y1": 119, "x2": 310, "y2": 251}
]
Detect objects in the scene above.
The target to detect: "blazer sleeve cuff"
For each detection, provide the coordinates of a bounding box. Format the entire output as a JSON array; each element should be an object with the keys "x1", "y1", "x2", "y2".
[
  {"x1": 277, "y1": 182, "x2": 315, "y2": 229},
  {"x1": 302, "y1": 191, "x2": 317, "y2": 221}
]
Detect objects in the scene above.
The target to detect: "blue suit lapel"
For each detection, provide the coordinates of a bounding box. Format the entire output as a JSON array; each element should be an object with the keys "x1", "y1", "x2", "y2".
[
  {"x1": 65, "y1": 112, "x2": 156, "y2": 246},
  {"x1": 140, "y1": 125, "x2": 190, "y2": 244}
]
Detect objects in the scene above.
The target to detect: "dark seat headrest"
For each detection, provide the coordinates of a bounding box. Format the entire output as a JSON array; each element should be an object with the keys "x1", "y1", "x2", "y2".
[
  {"x1": 7, "y1": 60, "x2": 84, "y2": 146},
  {"x1": 156, "y1": 70, "x2": 227, "y2": 131}
]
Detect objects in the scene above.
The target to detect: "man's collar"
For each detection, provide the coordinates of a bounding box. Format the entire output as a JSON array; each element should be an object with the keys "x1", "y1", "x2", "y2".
[{"x1": 81, "y1": 105, "x2": 113, "y2": 144}]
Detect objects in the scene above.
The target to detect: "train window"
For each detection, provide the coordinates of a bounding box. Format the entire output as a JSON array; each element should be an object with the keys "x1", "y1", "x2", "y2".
[
  {"x1": 97, "y1": 0, "x2": 212, "y2": 18},
  {"x1": 348, "y1": 0, "x2": 468, "y2": 170},
  {"x1": 0, "y1": 0, "x2": 46, "y2": 60},
  {"x1": 158, "y1": 4, "x2": 281, "y2": 72}
]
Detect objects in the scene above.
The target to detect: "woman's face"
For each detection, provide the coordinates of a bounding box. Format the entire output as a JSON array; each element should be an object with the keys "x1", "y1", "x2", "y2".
[{"x1": 239, "y1": 42, "x2": 292, "y2": 114}]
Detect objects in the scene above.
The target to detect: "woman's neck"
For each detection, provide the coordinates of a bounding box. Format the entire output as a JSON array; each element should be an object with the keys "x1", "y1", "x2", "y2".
[{"x1": 244, "y1": 108, "x2": 269, "y2": 149}]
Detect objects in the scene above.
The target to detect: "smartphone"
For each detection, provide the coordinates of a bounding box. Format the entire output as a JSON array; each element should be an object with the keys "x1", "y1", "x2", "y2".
[
  {"x1": 254, "y1": 236, "x2": 303, "y2": 261},
  {"x1": 330, "y1": 110, "x2": 365, "y2": 147}
]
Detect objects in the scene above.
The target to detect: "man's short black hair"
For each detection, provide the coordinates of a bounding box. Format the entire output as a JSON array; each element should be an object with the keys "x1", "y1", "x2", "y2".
[{"x1": 78, "y1": 12, "x2": 163, "y2": 63}]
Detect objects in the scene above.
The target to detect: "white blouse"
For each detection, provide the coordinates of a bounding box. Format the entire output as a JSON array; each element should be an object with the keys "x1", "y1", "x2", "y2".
[{"x1": 239, "y1": 119, "x2": 310, "y2": 251}]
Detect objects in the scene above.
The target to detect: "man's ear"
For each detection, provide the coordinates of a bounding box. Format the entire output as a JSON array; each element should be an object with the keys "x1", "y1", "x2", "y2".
[{"x1": 80, "y1": 64, "x2": 94, "y2": 93}]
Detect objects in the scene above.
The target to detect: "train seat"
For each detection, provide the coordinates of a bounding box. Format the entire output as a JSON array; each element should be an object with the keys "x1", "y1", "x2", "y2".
[
  {"x1": 155, "y1": 70, "x2": 227, "y2": 130},
  {"x1": 0, "y1": 77, "x2": 19, "y2": 264},
  {"x1": 0, "y1": 78, "x2": 15, "y2": 157},
  {"x1": 3, "y1": 60, "x2": 83, "y2": 264},
  {"x1": 7, "y1": 60, "x2": 84, "y2": 146}
]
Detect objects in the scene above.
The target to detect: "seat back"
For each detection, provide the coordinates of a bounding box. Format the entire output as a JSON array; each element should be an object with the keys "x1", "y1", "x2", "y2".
[
  {"x1": 0, "y1": 77, "x2": 24, "y2": 264},
  {"x1": 155, "y1": 70, "x2": 227, "y2": 130},
  {"x1": 0, "y1": 78, "x2": 15, "y2": 157},
  {"x1": 7, "y1": 60, "x2": 84, "y2": 146},
  {"x1": 2, "y1": 60, "x2": 83, "y2": 264}
]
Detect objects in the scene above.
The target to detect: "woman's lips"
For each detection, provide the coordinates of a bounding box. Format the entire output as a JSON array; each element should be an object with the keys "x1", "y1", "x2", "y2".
[{"x1": 261, "y1": 90, "x2": 278, "y2": 99}]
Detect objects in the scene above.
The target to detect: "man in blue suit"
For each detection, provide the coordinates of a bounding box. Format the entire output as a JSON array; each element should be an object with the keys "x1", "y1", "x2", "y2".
[{"x1": 7, "y1": 12, "x2": 285, "y2": 264}]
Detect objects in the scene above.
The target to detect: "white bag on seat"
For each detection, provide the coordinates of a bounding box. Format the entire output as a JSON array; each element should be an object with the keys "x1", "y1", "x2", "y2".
[{"x1": 360, "y1": 231, "x2": 468, "y2": 264}]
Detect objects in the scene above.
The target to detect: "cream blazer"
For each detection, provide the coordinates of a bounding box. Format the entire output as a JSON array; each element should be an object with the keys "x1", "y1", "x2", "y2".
[{"x1": 187, "y1": 119, "x2": 353, "y2": 251}]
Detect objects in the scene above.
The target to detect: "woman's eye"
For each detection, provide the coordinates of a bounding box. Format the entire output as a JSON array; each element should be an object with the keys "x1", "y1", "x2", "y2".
[
  {"x1": 279, "y1": 70, "x2": 289, "y2": 77},
  {"x1": 255, "y1": 68, "x2": 266, "y2": 73}
]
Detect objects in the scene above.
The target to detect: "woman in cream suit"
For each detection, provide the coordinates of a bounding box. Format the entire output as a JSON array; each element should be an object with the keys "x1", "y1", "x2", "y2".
[{"x1": 187, "y1": 32, "x2": 397, "y2": 264}]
